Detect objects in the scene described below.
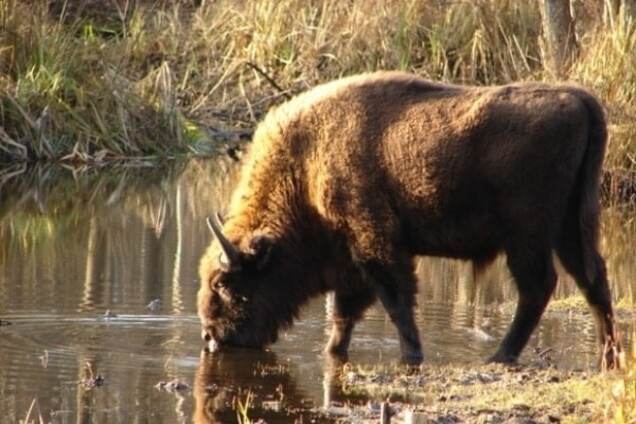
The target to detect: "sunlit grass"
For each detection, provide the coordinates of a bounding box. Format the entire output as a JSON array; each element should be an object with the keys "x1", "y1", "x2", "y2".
[
  {"x1": 235, "y1": 390, "x2": 254, "y2": 424},
  {"x1": 341, "y1": 361, "x2": 636, "y2": 422},
  {"x1": 606, "y1": 336, "x2": 636, "y2": 422}
]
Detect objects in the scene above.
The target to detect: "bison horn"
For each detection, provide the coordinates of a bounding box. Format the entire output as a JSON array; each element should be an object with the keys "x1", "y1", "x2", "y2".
[{"x1": 206, "y1": 213, "x2": 240, "y2": 266}]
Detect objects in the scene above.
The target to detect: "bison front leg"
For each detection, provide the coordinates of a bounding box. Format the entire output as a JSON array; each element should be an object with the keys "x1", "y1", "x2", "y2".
[
  {"x1": 357, "y1": 259, "x2": 423, "y2": 365},
  {"x1": 489, "y1": 244, "x2": 556, "y2": 364},
  {"x1": 325, "y1": 287, "x2": 376, "y2": 360}
]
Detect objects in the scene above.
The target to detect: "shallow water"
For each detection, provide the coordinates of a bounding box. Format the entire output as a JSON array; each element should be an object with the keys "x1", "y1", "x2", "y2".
[{"x1": 0, "y1": 159, "x2": 634, "y2": 423}]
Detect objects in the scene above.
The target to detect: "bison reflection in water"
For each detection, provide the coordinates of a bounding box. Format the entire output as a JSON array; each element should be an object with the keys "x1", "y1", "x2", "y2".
[
  {"x1": 193, "y1": 350, "x2": 329, "y2": 423},
  {"x1": 197, "y1": 71, "x2": 620, "y2": 367}
]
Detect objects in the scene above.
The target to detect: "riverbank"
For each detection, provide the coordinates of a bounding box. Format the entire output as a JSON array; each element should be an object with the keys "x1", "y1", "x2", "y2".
[
  {"x1": 1, "y1": 2, "x2": 635, "y2": 191},
  {"x1": 333, "y1": 361, "x2": 632, "y2": 423}
]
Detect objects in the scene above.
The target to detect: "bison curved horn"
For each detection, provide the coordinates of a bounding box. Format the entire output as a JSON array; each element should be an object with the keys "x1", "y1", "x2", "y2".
[{"x1": 206, "y1": 213, "x2": 240, "y2": 266}]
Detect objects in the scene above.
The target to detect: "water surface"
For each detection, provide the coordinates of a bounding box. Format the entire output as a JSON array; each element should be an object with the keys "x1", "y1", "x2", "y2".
[{"x1": 0, "y1": 159, "x2": 634, "y2": 423}]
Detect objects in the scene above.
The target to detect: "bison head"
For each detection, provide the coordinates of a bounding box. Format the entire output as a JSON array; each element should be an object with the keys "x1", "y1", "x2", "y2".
[{"x1": 198, "y1": 214, "x2": 296, "y2": 352}]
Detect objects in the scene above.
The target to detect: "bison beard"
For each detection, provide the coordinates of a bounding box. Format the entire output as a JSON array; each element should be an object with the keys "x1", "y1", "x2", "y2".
[{"x1": 197, "y1": 71, "x2": 620, "y2": 367}]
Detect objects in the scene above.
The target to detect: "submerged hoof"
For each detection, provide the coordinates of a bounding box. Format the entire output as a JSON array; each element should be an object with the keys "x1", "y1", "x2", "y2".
[{"x1": 324, "y1": 346, "x2": 349, "y2": 364}]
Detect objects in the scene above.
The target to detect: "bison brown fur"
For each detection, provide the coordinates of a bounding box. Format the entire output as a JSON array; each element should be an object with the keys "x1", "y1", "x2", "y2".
[{"x1": 197, "y1": 71, "x2": 620, "y2": 367}]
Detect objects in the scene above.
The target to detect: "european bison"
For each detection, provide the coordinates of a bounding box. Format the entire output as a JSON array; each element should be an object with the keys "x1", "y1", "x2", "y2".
[{"x1": 198, "y1": 71, "x2": 620, "y2": 367}]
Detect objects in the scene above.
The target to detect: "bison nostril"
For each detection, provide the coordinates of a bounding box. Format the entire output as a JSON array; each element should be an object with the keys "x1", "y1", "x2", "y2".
[{"x1": 202, "y1": 330, "x2": 211, "y2": 342}]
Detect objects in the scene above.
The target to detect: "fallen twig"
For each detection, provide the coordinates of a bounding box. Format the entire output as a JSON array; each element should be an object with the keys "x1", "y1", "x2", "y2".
[{"x1": 245, "y1": 62, "x2": 292, "y2": 100}]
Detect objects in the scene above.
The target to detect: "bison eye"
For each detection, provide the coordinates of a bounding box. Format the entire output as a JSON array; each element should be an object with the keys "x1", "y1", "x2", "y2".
[{"x1": 208, "y1": 274, "x2": 228, "y2": 294}]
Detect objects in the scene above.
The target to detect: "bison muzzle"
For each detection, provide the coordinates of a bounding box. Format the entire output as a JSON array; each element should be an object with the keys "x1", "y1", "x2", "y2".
[{"x1": 197, "y1": 71, "x2": 620, "y2": 367}]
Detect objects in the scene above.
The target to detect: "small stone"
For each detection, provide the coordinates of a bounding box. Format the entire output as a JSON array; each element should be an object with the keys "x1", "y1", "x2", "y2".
[
  {"x1": 477, "y1": 413, "x2": 502, "y2": 424},
  {"x1": 478, "y1": 373, "x2": 495, "y2": 383},
  {"x1": 507, "y1": 419, "x2": 537, "y2": 424},
  {"x1": 39, "y1": 350, "x2": 49, "y2": 368},
  {"x1": 367, "y1": 401, "x2": 381, "y2": 412},
  {"x1": 100, "y1": 310, "x2": 117, "y2": 319},
  {"x1": 80, "y1": 375, "x2": 105, "y2": 389},
  {"x1": 437, "y1": 414, "x2": 460, "y2": 424},
  {"x1": 147, "y1": 299, "x2": 162, "y2": 312},
  {"x1": 262, "y1": 400, "x2": 282, "y2": 411},
  {"x1": 155, "y1": 378, "x2": 190, "y2": 392},
  {"x1": 511, "y1": 404, "x2": 531, "y2": 413},
  {"x1": 403, "y1": 409, "x2": 428, "y2": 424}
]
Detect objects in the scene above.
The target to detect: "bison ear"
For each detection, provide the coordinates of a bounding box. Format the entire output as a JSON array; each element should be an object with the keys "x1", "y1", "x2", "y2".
[{"x1": 247, "y1": 235, "x2": 274, "y2": 271}]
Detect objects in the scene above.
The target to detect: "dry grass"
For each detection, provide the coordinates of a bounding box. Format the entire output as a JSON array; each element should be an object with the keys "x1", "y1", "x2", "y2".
[
  {"x1": 20, "y1": 398, "x2": 44, "y2": 424},
  {"x1": 341, "y1": 360, "x2": 636, "y2": 423},
  {"x1": 603, "y1": 337, "x2": 636, "y2": 423},
  {"x1": 0, "y1": 0, "x2": 635, "y2": 176}
]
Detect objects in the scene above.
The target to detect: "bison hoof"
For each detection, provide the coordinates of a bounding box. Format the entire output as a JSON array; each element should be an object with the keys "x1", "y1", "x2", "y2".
[
  {"x1": 601, "y1": 343, "x2": 623, "y2": 371},
  {"x1": 401, "y1": 351, "x2": 424, "y2": 366},
  {"x1": 487, "y1": 352, "x2": 518, "y2": 365}
]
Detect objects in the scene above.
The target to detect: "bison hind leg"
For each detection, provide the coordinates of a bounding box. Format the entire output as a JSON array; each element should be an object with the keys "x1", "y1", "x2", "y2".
[
  {"x1": 555, "y1": 219, "x2": 621, "y2": 369},
  {"x1": 489, "y1": 240, "x2": 556, "y2": 364},
  {"x1": 324, "y1": 286, "x2": 376, "y2": 360}
]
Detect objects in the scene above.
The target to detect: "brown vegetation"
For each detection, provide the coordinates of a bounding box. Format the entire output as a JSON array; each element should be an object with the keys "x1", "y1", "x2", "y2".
[{"x1": 1, "y1": 1, "x2": 635, "y2": 189}]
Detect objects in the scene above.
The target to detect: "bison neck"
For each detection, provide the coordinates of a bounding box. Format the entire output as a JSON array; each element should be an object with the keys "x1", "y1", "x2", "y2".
[{"x1": 226, "y1": 169, "x2": 334, "y2": 310}]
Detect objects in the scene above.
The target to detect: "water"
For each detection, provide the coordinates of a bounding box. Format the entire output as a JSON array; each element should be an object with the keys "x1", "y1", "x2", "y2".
[{"x1": 0, "y1": 159, "x2": 634, "y2": 423}]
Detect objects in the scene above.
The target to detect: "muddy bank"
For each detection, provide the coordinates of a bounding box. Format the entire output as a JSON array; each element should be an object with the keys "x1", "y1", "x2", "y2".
[{"x1": 333, "y1": 363, "x2": 621, "y2": 423}]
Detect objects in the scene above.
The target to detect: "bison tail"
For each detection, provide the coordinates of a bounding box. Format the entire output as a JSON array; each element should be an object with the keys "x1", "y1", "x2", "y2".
[{"x1": 570, "y1": 88, "x2": 608, "y2": 282}]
